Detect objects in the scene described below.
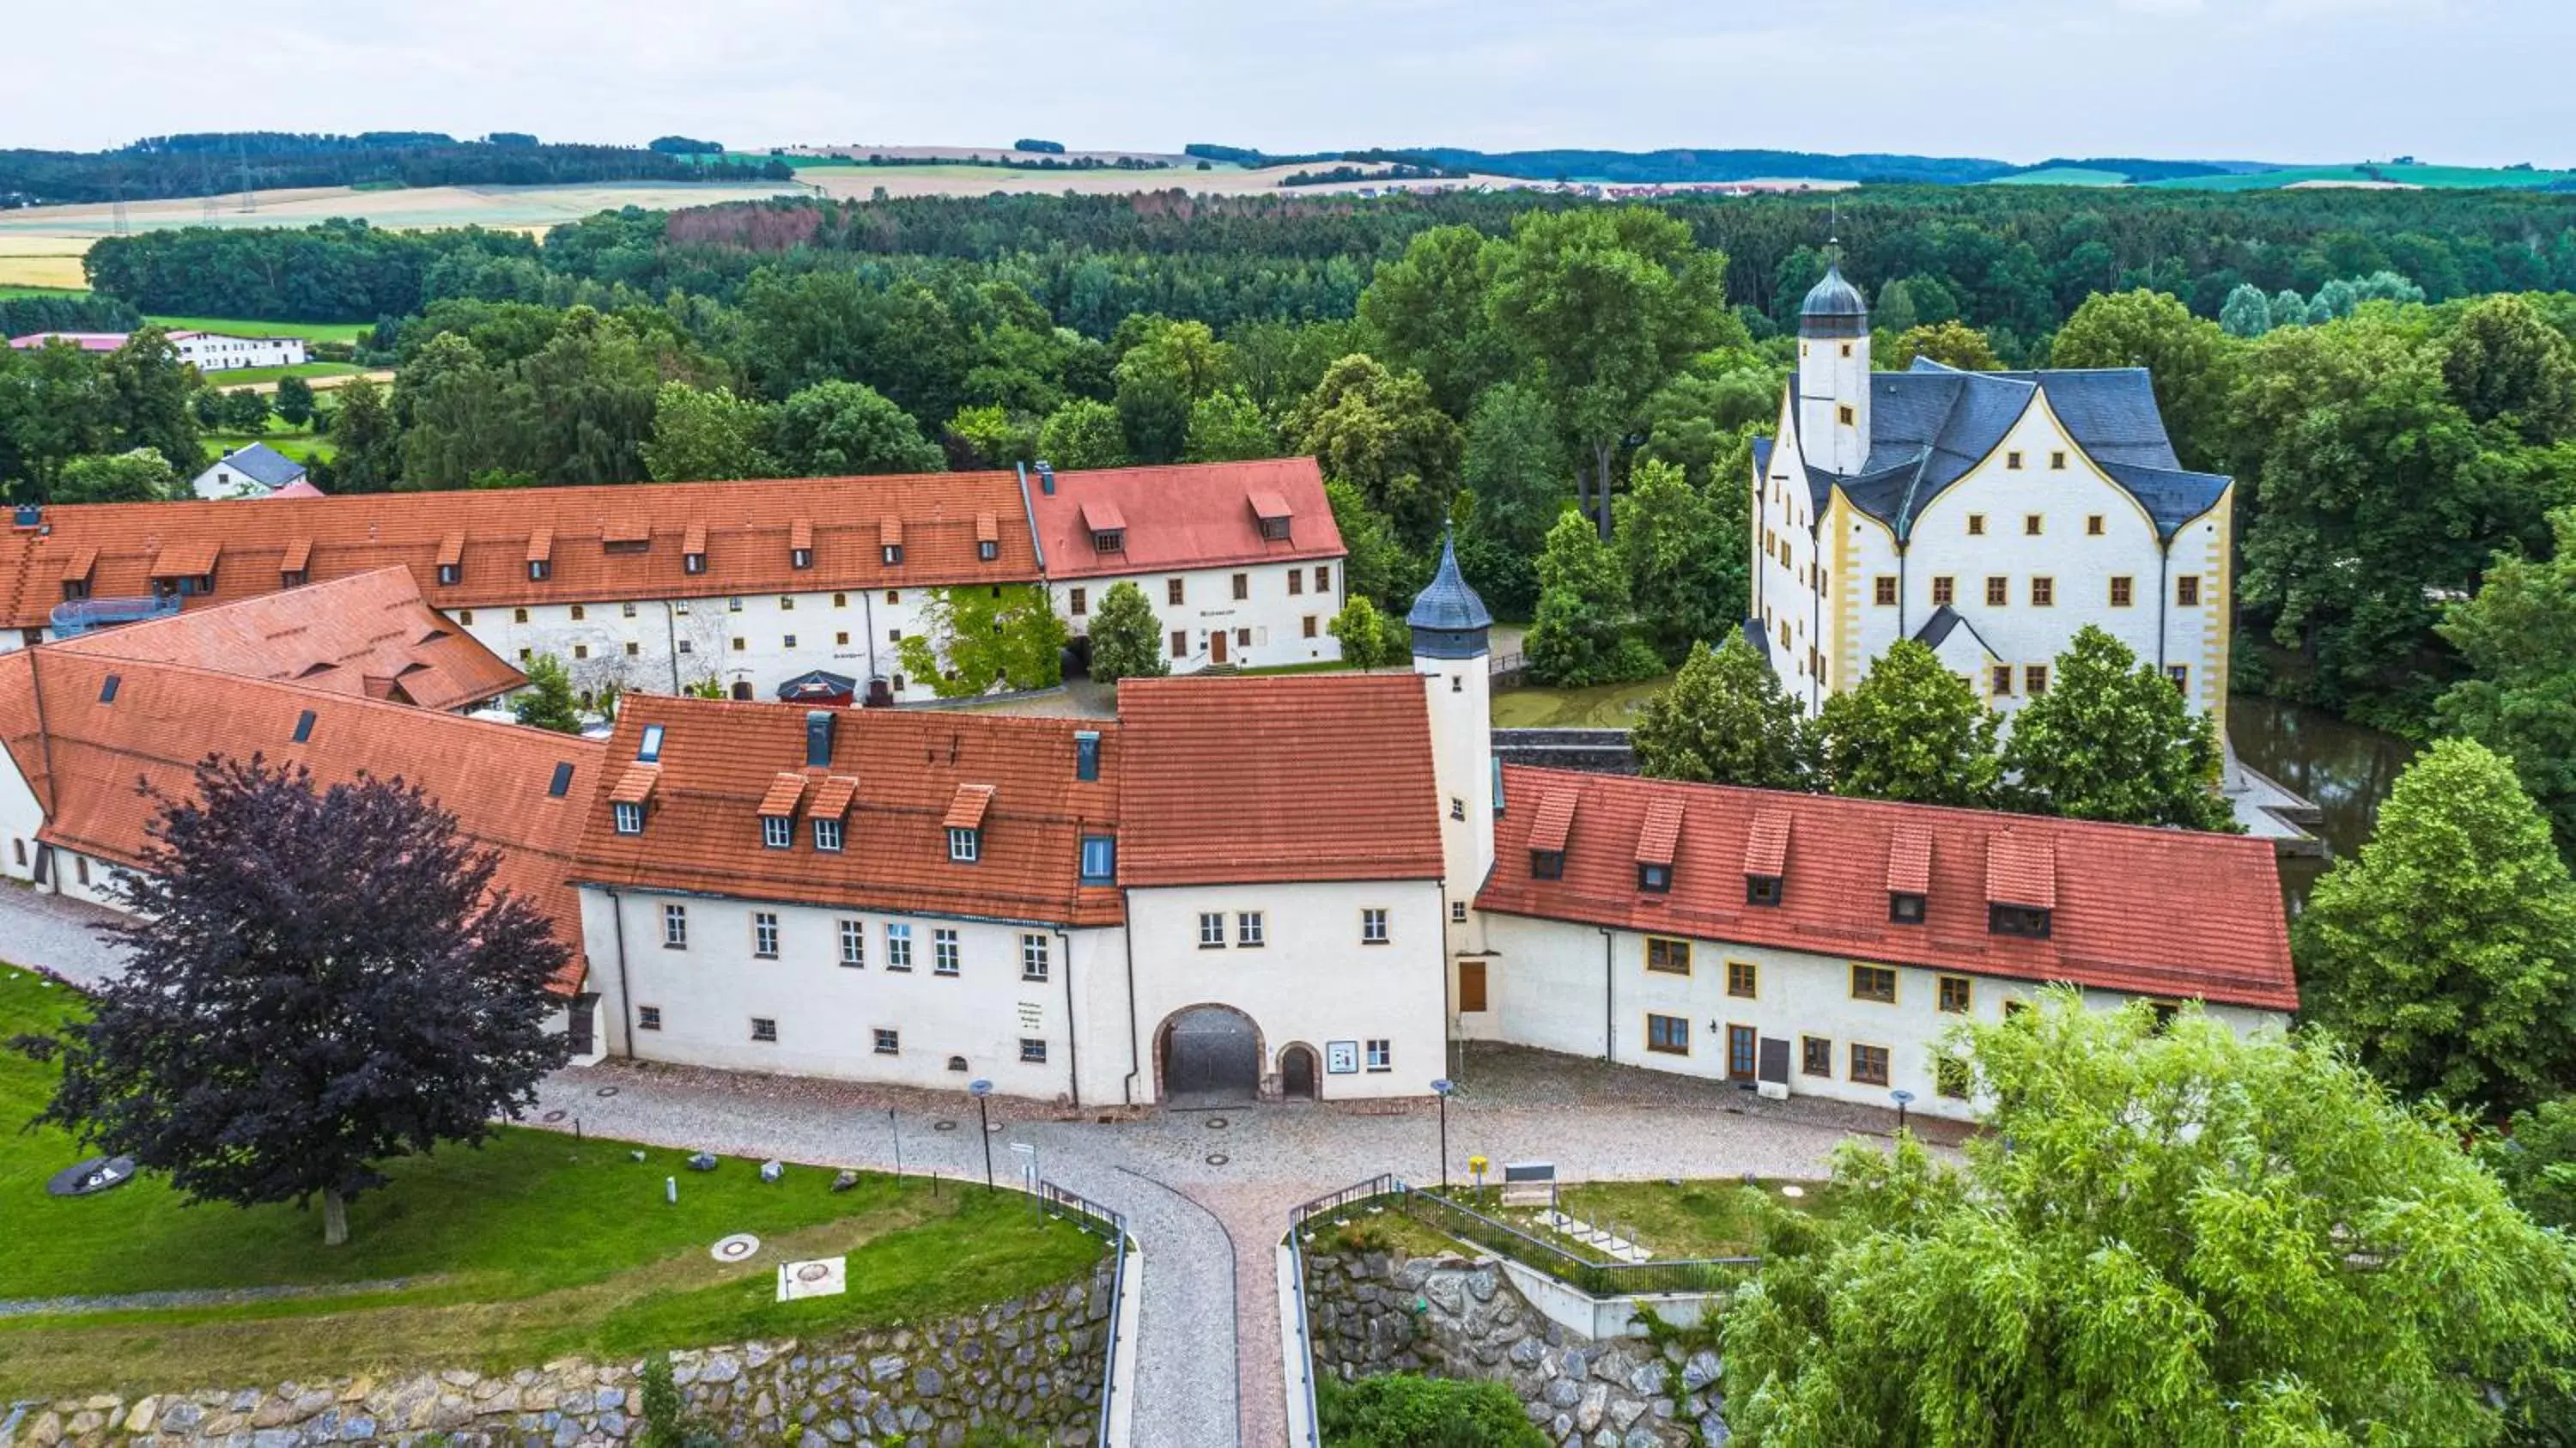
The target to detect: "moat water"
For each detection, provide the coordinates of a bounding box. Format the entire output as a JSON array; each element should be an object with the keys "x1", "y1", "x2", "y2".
[{"x1": 2227, "y1": 693, "x2": 2417, "y2": 910}]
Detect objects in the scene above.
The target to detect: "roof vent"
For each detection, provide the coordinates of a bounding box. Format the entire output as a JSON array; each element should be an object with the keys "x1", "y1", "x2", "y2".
[
  {"x1": 805, "y1": 709, "x2": 835, "y2": 769},
  {"x1": 1035, "y1": 460, "x2": 1056, "y2": 495}
]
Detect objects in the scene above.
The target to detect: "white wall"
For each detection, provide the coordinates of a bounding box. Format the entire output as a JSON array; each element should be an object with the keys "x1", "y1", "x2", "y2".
[
  {"x1": 1753, "y1": 392, "x2": 1826, "y2": 710},
  {"x1": 453, "y1": 587, "x2": 939, "y2": 705},
  {"x1": 1475, "y1": 910, "x2": 2282, "y2": 1121},
  {"x1": 176, "y1": 334, "x2": 307, "y2": 371},
  {"x1": 1053, "y1": 558, "x2": 1342, "y2": 672},
  {"x1": 1123, "y1": 879, "x2": 1447, "y2": 1103},
  {"x1": 580, "y1": 885, "x2": 1124, "y2": 1103}
]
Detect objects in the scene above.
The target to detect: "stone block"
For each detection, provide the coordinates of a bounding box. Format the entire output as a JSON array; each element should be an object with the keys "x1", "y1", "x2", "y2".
[{"x1": 1683, "y1": 1350, "x2": 1722, "y2": 1391}]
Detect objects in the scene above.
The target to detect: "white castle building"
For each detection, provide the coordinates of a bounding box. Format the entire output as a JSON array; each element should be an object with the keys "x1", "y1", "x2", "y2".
[
  {"x1": 0, "y1": 523, "x2": 2298, "y2": 1123},
  {"x1": 1753, "y1": 265, "x2": 2234, "y2": 727}
]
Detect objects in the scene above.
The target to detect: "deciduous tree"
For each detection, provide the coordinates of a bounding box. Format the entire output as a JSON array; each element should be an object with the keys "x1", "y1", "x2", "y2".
[
  {"x1": 1630, "y1": 635, "x2": 1814, "y2": 789},
  {"x1": 1285, "y1": 354, "x2": 1461, "y2": 552},
  {"x1": 1722, "y1": 991, "x2": 2576, "y2": 1447},
  {"x1": 1036, "y1": 399, "x2": 1129, "y2": 471},
  {"x1": 512, "y1": 654, "x2": 584, "y2": 733},
  {"x1": 1327, "y1": 596, "x2": 1406, "y2": 670},
  {"x1": 2048, "y1": 289, "x2": 2235, "y2": 469},
  {"x1": 271, "y1": 372, "x2": 316, "y2": 429},
  {"x1": 34, "y1": 757, "x2": 572, "y2": 1245},
  {"x1": 1814, "y1": 640, "x2": 2001, "y2": 806},
  {"x1": 2442, "y1": 292, "x2": 2576, "y2": 442},
  {"x1": 1085, "y1": 580, "x2": 1169, "y2": 684},
  {"x1": 52, "y1": 447, "x2": 178, "y2": 504},
  {"x1": 1613, "y1": 458, "x2": 1742, "y2": 664},
  {"x1": 895, "y1": 584, "x2": 1067, "y2": 698},
  {"x1": 2436, "y1": 506, "x2": 2576, "y2": 855},
  {"x1": 1355, "y1": 223, "x2": 1513, "y2": 417},
  {"x1": 1112, "y1": 316, "x2": 1230, "y2": 465},
  {"x1": 1525, "y1": 510, "x2": 1659, "y2": 687},
  {"x1": 642, "y1": 381, "x2": 779, "y2": 482},
  {"x1": 771, "y1": 380, "x2": 945, "y2": 477},
  {"x1": 1181, "y1": 388, "x2": 1274, "y2": 463},
  {"x1": 2294, "y1": 738, "x2": 2576, "y2": 1114},
  {"x1": 2000, "y1": 625, "x2": 2233, "y2": 830},
  {"x1": 1455, "y1": 381, "x2": 1569, "y2": 617},
  {"x1": 1886, "y1": 320, "x2": 2001, "y2": 371}
]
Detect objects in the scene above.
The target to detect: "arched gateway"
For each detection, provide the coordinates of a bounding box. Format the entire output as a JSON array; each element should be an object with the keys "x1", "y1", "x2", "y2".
[{"x1": 1156, "y1": 1004, "x2": 1262, "y2": 1108}]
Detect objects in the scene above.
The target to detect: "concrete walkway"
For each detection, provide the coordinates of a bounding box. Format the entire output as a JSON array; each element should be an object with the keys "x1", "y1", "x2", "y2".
[{"x1": 0, "y1": 885, "x2": 1911, "y2": 1446}]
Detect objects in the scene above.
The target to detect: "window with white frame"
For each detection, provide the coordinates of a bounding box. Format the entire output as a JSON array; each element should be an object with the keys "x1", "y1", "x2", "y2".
[
  {"x1": 1238, "y1": 911, "x2": 1265, "y2": 947},
  {"x1": 1198, "y1": 912, "x2": 1225, "y2": 948},
  {"x1": 662, "y1": 903, "x2": 687, "y2": 948},
  {"x1": 752, "y1": 912, "x2": 780, "y2": 958},
  {"x1": 839, "y1": 918, "x2": 865, "y2": 967},
  {"x1": 1360, "y1": 908, "x2": 1389, "y2": 946},
  {"x1": 1020, "y1": 1037, "x2": 1048, "y2": 1063},
  {"x1": 1021, "y1": 934, "x2": 1050, "y2": 981},
  {"x1": 637, "y1": 1005, "x2": 662, "y2": 1031},
  {"x1": 813, "y1": 818, "x2": 843, "y2": 851},
  {"x1": 873, "y1": 1028, "x2": 899, "y2": 1055},
  {"x1": 762, "y1": 816, "x2": 791, "y2": 849},
  {"x1": 886, "y1": 922, "x2": 913, "y2": 970},
  {"x1": 948, "y1": 827, "x2": 980, "y2": 863},
  {"x1": 1364, "y1": 1038, "x2": 1391, "y2": 1071},
  {"x1": 613, "y1": 801, "x2": 644, "y2": 835},
  {"x1": 933, "y1": 928, "x2": 960, "y2": 976}
]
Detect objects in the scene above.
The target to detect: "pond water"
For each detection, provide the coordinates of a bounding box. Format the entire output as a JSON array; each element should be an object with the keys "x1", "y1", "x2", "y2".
[{"x1": 2227, "y1": 693, "x2": 2418, "y2": 907}]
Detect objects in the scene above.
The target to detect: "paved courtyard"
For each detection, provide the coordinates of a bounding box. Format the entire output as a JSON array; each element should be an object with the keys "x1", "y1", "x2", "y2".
[{"x1": 1, "y1": 885, "x2": 1928, "y2": 1446}]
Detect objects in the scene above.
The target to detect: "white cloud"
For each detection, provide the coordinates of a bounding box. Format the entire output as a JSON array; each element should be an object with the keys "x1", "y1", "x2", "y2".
[{"x1": 0, "y1": 0, "x2": 2562, "y2": 166}]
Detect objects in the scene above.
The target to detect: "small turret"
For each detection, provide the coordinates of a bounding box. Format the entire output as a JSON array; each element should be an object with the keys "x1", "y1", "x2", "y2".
[
  {"x1": 1407, "y1": 529, "x2": 1492, "y2": 660},
  {"x1": 1409, "y1": 529, "x2": 1498, "y2": 969},
  {"x1": 1796, "y1": 263, "x2": 1872, "y2": 475}
]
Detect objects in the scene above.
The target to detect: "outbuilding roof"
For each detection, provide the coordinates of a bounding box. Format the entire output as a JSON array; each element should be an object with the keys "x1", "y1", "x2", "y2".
[
  {"x1": 207, "y1": 443, "x2": 307, "y2": 490},
  {"x1": 1027, "y1": 459, "x2": 1343, "y2": 580},
  {"x1": 1477, "y1": 765, "x2": 2296, "y2": 1011}
]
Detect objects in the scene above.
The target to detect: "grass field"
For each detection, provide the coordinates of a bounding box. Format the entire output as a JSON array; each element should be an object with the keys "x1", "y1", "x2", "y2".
[
  {"x1": 0, "y1": 236, "x2": 91, "y2": 289},
  {"x1": 197, "y1": 359, "x2": 365, "y2": 387},
  {"x1": 147, "y1": 314, "x2": 378, "y2": 344},
  {"x1": 0, "y1": 965, "x2": 1103, "y2": 1396},
  {"x1": 1988, "y1": 167, "x2": 2132, "y2": 187},
  {"x1": 2147, "y1": 162, "x2": 2576, "y2": 191},
  {"x1": 202, "y1": 427, "x2": 335, "y2": 465}
]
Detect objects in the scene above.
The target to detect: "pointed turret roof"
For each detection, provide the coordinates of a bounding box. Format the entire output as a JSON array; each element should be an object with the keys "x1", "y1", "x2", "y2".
[{"x1": 1407, "y1": 530, "x2": 1492, "y2": 633}]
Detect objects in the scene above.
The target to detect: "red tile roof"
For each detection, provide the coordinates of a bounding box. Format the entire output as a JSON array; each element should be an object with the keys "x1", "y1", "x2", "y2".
[
  {"x1": 1640, "y1": 797, "x2": 1688, "y2": 867},
  {"x1": 1886, "y1": 823, "x2": 1932, "y2": 895},
  {"x1": 45, "y1": 568, "x2": 522, "y2": 712},
  {"x1": 810, "y1": 775, "x2": 858, "y2": 818},
  {"x1": 1987, "y1": 834, "x2": 2057, "y2": 908},
  {"x1": 0, "y1": 650, "x2": 601, "y2": 989},
  {"x1": 1528, "y1": 788, "x2": 1579, "y2": 855},
  {"x1": 1743, "y1": 808, "x2": 1789, "y2": 877},
  {"x1": 944, "y1": 783, "x2": 995, "y2": 831},
  {"x1": 757, "y1": 773, "x2": 809, "y2": 818},
  {"x1": 1479, "y1": 766, "x2": 2296, "y2": 1012},
  {"x1": 1030, "y1": 459, "x2": 1344, "y2": 580},
  {"x1": 0, "y1": 472, "x2": 1043, "y2": 630},
  {"x1": 1116, "y1": 674, "x2": 1443, "y2": 886},
  {"x1": 609, "y1": 765, "x2": 660, "y2": 806},
  {"x1": 572, "y1": 696, "x2": 1123, "y2": 928}
]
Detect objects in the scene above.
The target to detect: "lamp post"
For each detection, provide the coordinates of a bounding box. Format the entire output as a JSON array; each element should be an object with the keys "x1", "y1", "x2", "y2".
[
  {"x1": 888, "y1": 1107, "x2": 903, "y2": 1186},
  {"x1": 1890, "y1": 1087, "x2": 1914, "y2": 1138},
  {"x1": 1431, "y1": 1078, "x2": 1455, "y2": 1192},
  {"x1": 969, "y1": 1079, "x2": 994, "y2": 1189}
]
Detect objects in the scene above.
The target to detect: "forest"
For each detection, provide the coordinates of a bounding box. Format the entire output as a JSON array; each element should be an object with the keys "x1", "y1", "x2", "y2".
[{"x1": 0, "y1": 131, "x2": 791, "y2": 205}]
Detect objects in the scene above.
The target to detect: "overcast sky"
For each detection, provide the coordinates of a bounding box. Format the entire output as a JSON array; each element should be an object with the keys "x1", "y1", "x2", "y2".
[{"x1": 4, "y1": 0, "x2": 2557, "y2": 166}]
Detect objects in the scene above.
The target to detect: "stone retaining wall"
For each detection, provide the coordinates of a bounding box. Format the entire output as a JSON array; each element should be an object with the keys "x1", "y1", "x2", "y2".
[
  {"x1": 1304, "y1": 1248, "x2": 1726, "y2": 1448},
  {"x1": 2, "y1": 1260, "x2": 1115, "y2": 1448}
]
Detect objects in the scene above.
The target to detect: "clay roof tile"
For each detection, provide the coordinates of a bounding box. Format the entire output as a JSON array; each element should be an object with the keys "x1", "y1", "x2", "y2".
[
  {"x1": 757, "y1": 772, "x2": 809, "y2": 819},
  {"x1": 1887, "y1": 822, "x2": 1933, "y2": 895},
  {"x1": 943, "y1": 783, "x2": 995, "y2": 830}
]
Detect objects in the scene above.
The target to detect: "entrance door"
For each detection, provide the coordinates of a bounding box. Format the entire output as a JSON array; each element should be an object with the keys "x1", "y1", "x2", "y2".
[
  {"x1": 568, "y1": 994, "x2": 598, "y2": 1056},
  {"x1": 1728, "y1": 1024, "x2": 1759, "y2": 1082},
  {"x1": 1160, "y1": 1006, "x2": 1260, "y2": 1108},
  {"x1": 1280, "y1": 1044, "x2": 1317, "y2": 1099},
  {"x1": 1457, "y1": 960, "x2": 1488, "y2": 1013},
  {"x1": 1210, "y1": 630, "x2": 1228, "y2": 666}
]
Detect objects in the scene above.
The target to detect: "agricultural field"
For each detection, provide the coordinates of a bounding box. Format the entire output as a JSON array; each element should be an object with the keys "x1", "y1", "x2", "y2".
[
  {"x1": 0, "y1": 237, "x2": 90, "y2": 290},
  {"x1": 196, "y1": 359, "x2": 366, "y2": 388},
  {"x1": 148, "y1": 313, "x2": 379, "y2": 345},
  {"x1": 0, "y1": 179, "x2": 811, "y2": 243},
  {"x1": 2147, "y1": 162, "x2": 2576, "y2": 191},
  {"x1": 0, "y1": 965, "x2": 1103, "y2": 1397},
  {"x1": 1986, "y1": 167, "x2": 2131, "y2": 187}
]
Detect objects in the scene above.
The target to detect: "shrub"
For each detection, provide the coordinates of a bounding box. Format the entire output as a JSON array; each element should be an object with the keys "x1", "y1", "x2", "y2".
[{"x1": 1316, "y1": 1372, "x2": 1546, "y2": 1447}]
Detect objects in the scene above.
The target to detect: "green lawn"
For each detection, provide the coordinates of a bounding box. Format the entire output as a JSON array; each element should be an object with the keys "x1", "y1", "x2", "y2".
[
  {"x1": 1490, "y1": 673, "x2": 1672, "y2": 728},
  {"x1": 1525, "y1": 1177, "x2": 1838, "y2": 1260},
  {"x1": 2145, "y1": 162, "x2": 2576, "y2": 192},
  {"x1": 0, "y1": 965, "x2": 1104, "y2": 1396},
  {"x1": 1987, "y1": 167, "x2": 2132, "y2": 187},
  {"x1": 200, "y1": 359, "x2": 365, "y2": 388},
  {"x1": 201, "y1": 427, "x2": 336, "y2": 465},
  {"x1": 0, "y1": 283, "x2": 90, "y2": 299},
  {"x1": 145, "y1": 314, "x2": 378, "y2": 345}
]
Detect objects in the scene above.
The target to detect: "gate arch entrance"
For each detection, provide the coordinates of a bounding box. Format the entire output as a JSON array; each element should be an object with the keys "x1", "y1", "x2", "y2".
[
  {"x1": 1279, "y1": 1043, "x2": 1318, "y2": 1100},
  {"x1": 1157, "y1": 1004, "x2": 1262, "y2": 1108}
]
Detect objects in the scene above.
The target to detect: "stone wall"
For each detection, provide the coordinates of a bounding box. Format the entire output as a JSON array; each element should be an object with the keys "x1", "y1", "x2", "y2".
[
  {"x1": 1303, "y1": 1248, "x2": 1726, "y2": 1448},
  {"x1": 2, "y1": 1260, "x2": 1115, "y2": 1448}
]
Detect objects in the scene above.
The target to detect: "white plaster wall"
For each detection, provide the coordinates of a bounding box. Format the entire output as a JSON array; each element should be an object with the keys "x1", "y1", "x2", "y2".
[
  {"x1": 1478, "y1": 910, "x2": 2283, "y2": 1122},
  {"x1": 191, "y1": 461, "x2": 282, "y2": 501},
  {"x1": 178, "y1": 335, "x2": 307, "y2": 370},
  {"x1": 1124, "y1": 879, "x2": 1447, "y2": 1102},
  {"x1": 580, "y1": 885, "x2": 1122, "y2": 1102},
  {"x1": 454, "y1": 588, "x2": 936, "y2": 704},
  {"x1": 1050, "y1": 559, "x2": 1342, "y2": 672},
  {"x1": 1754, "y1": 392, "x2": 1826, "y2": 711},
  {"x1": 0, "y1": 741, "x2": 51, "y2": 888}
]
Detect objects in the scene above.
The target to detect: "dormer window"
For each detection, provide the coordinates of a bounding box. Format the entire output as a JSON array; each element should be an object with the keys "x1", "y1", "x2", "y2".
[
  {"x1": 791, "y1": 547, "x2": 812, "y2": 569},
  {"x1": 1092, "y1": 528, "x2": 1123, "y2": 554},
  {"x1": 438, "y1": 563, "x2": 461, "y2": 586},
  {"x1": 1074, "y1": 730, "x2": 1101, "y2": 782},
  {"x1": 61, "y1": 580, "x2": 88, "y2": 602},
  {"x1": 613, "y1": 800, "x2": 645, "y2": 835},
  {"x1": 789, "y1": 518, "x2": 813, "y2": 570},
  {"x1": 1890, "y1": 891, "x2": 1926, "y2": 925},
  {"x1": 882, "y1": 544, "x2": 903, "y2": 566},
  {"x1": 813, "y1": 818, "x2": 843, "y2": 852},
  {"x1": 1530, "y1": 849, "x2": 1564, "y2": 880},
  {"x1": 280, "y1": 569, "x2": 307, "y2": 588},
  {"x1": 683, "y1": 551, "x2": 707, "y2": 575},
  {"x1": 1990, "y1": 903, "x2": 2051, "y2": 939},
  {"x1": 1638, "y1": 861, "x2": 1672, "y2": 893},
  {"x1": 528, "y1": 559, "x2": 550, "y2": 581},
  {"x1": 762, "y1": 816, "x2": 792, "y2": 849},
  {"x1": 1259, "y1": 516, "x2": 1291, "y2": 542},
  {"x1": 979, "y1": 539, "x2": 999, "y2": 562},
  {"x1": 1080, "y1": 834, "x2": 1116, "y2": 884},
  {"x1": 1747, "y1": 875, "x2": 1783, "y2": 907},
  {"x1": 948, "y1": 827, "x2": 980, "y2": 863}
]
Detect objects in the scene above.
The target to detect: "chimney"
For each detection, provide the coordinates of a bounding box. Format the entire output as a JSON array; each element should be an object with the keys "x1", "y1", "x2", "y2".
[
  {"x1": 1036, "y1": 461, "x2": 1056, "y2": 496},
  {"x1": 805, "y1": 709, "x2": 835, "y2": 769}
]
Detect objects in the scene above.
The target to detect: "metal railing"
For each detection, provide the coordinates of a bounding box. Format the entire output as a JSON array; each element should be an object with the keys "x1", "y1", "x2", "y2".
[
  {"x1": 1035, "y1": 1180, "x2": 1131, "y2": 1448},
  {"x1": 1284, "y1": 1175, "x2": 1409, "y2": 1447}
]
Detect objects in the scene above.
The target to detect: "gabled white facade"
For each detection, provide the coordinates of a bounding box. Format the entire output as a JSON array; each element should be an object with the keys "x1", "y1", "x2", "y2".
[{"x1": 1053, "y1": 558, "x2": 1341, "y2": 673}]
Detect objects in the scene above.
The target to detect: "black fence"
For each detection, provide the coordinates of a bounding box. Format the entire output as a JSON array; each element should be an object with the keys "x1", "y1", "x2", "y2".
[{"x1": 1035, "y1": 1180, "x2": 1131, "y2": 1448}]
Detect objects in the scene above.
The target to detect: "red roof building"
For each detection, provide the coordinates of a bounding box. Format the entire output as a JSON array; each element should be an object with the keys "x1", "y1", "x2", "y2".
[{"x1": 1026, "y1": 459, "x2": 1342, "y2": 580}]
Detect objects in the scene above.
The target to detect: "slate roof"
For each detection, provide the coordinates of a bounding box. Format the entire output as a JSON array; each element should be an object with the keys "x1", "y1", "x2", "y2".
[
  {"x1": 1027, "y1": 459, "x2": 1343, "y2": 580},
  {"x1": 0, "y1": 649, "x2": 599, "y2": 989},
  {"x1": 210, "y1": 443, "x2": 307, "y2": 490},
  {"x1": 1772, "y1": 360, "x2": 2229, "y2": 542},
  {"x1": 1117, "y1": 674, "x2": 1443, "y2": 887},
  {"x1": 1406, "y1": 532, "x2": 1492, "y2": 633},
  {"x1": 1476, "y1": 764, "x2": 2296, "y2": 1011},
  {"x1": 573, "y1": 695, "x2": 1126, "y2": 928},
  {"x1": 45, "y1": 567, "x2": 520, "y2": 712},
  {"x1": 1911, "y1": 604, "x2": 1998, "y2": 660}
]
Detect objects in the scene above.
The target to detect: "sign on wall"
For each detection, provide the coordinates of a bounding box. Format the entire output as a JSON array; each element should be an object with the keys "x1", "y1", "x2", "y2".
[
  {"x1": 1017, "y1": 1001, "x2": 1044, "y2": 1032},
  {"x1": 1325, "y1": 1040, "x2": 1359, "y2": 1074}
]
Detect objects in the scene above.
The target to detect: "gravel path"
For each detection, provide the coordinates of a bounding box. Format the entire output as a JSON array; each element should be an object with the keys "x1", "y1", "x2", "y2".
[{"x1": 0, "y1": 886, "x2": 126, "y2": 989}]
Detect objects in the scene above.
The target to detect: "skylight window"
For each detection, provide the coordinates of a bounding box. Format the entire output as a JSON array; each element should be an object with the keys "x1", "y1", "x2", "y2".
[
  {"x1": 638, "y1": 724, "x2": 665, "y2": 763},
  {"x1": 291, "y1": 709, "x2": 316, "y2": 744},
  {"x1": 548, "y1": 762, "x2": 574, "y2": 798}
]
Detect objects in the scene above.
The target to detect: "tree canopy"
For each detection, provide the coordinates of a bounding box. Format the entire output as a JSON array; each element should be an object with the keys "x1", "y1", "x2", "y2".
[
  {"x1": 1815, "y1": 640, "x2": 2002, "y2": 807},
  {"x1": 1631, "y1": 635, "x2": 1814, "y2": 790},
  {"x1": 33, "y1": 757, "x2": 572, "y2": 1245},
  {"x1": 1722, "y1": 990, "x2": 2576, "y2": 1447},
  {"x1": 2001, "y1": 626, "x2": 2234, "y2": 830},
  {"x1": 1085, "y1": 580, "x2": 1169, "y2": 684}
]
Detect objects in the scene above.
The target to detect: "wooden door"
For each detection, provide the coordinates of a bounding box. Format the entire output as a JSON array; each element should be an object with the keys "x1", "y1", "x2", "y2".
[
  {"x1": 1728, "y1": 1024, "x2": 1758, "y2": 1081},
  {"x1": 1458, "y1": 960, "x2": 1487, "y2": 1013},
  {"x1": 1210, "y1": 630, "x2": 1228, "y2": 665}
]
